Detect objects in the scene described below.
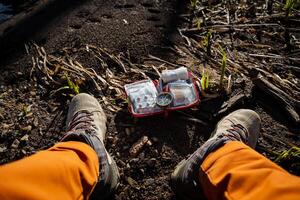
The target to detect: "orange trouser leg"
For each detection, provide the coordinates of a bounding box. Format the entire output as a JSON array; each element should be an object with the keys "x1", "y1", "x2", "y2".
[
  {"x1": 199, "y1": 141, "x2": 300, "y2": 200},
  {"x1": 0, "y1": 141, "x2": 99, "y2": 200}
]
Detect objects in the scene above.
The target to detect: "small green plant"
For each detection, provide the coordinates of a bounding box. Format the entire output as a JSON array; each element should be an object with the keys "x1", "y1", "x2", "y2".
[
  {"x1": 203, "y1": 30, "x2": 213, "y2": 57},
  {"x1": 201, "y1": 71, "x2": 210, "y2": 91},
  {"x1": 284, "y1": 0, "x2": 300, "y2": 16},
  {"x1": 285, "y1": 0, "x2": 295, "y2": 14},
  {"x1": 275, "y1": 146, "x2": 300, "y2": 163},
  {"x1": 190, "y1": 0, "x2": 199, "y2": 10},
  {"x1": 193, "y1": 18, "x2": 202, "y2": 30},
  {"x1": 275, "y1": 146, "x2": 300, "y2": 174},
  {"x1": 219, "y1": 46, "x2": 227, "y2": 89},
  {"x1": 66, "y1": 74, "x2": 80, "y2": 95},
  {"x1": 284, "y1": 0, "x2": 300, "y2": 50},
  {"x1": 19, "y1": 105, "x2": 32, "y2": 117},
  {"x1": 49, "y1": 74, "x2": 80, "y2": 97},
  {"x1": 22, "y1": 105, "x2": 31, "y2": 116},
  {"x1": 286, "y1": 0, "x2": 295, "y2": 8}
]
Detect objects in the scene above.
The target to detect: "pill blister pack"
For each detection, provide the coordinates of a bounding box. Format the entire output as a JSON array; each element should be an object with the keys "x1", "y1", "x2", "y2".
[{"x1": 124, "y1": 80, "x2": 163, "y2": 114}]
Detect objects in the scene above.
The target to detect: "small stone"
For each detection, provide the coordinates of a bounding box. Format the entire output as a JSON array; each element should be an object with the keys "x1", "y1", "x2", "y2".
[
  {"x1": 139, "y1": 152, "x2": 145, "y2": 159},
  {"x1": 153, "y1": 149, "x2": 159, "y2": 156},
  {"x1": 25, "y1": 113, "x2": 33, "y2": 118},
  {"x1": 11, "y1": 139, "x2": 20, "y2": 149},
  {"x1": 127, "y1": 177, "x2": 137, "y2": 187},
  {"x1": 146, "y1": 140, "x2": 152, "y2": 146},
  {"x1": 146, "y1": 158, "x2": 156, "y2": 167},
  {"x1": 33, "y1": 118, "x2": 39, "y2": 127},
  {"x1": 123, "y1": 19, "x2": 129, "y2": 25},
  {"x1": 123, "y1": 145, "x2": 129, "y2": 150},
  {"x1": 130, "y1": 158, "x2": 139, "y2": 164},
  {"x1": 30, "y1": 91, "x2": 36, "y2": 96},
  {"x1": 145, "y1": 178, "x2": 155, "y2": 185},
  {"x1": 152, "y1": 137, "x2": 159, "y2": 143},
  {"x1": 125, "y1": 128, "x2": 131, "y2": 136},
  {"x1": 39, "y1": 128, "x2": 44, "y2": 136},
  {"x1": 0, "y1": 146, "x2": 7, "y2": 153},
  {"x1": 2, "y1": 123, "x2": 11, "y2": 130},
  {"x1": 21, "y1": 125, "x2": 32, "y2": 132},
  {"x1": 20, "y1": 134, "x2": 29, "y2": 141},
  {"x1": 126, "y1": 163, "x2": 131, "y2": 169},
  {"x1": 21, "y1": 149, "x2": 27, "y2": 155},
  {"x1": 129, "y1": 136, "x2": 149, "y2": 157},
  {"x1": 235, "y1": 78, "x2": 246, "y2": 87},
  {"x1": 107, "y1": 136, "x2": 114, "y2": 142},
  {"x1": 139, "y1": 168, "x2": 145, "y2": 174}
]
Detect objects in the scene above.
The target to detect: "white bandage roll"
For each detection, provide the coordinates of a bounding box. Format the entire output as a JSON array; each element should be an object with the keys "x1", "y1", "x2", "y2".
[{"x1": 161, "y1": 67, "x2": 188, "y2": 83}]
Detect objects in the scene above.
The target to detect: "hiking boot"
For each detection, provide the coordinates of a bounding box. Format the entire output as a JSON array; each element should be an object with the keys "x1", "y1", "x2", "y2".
[
  {"x1": 62, "y1": 93, "x2": 119, "y2": 200},
  {"x1": 171, "y1": 109, "x2": 261, "y2": 200}
]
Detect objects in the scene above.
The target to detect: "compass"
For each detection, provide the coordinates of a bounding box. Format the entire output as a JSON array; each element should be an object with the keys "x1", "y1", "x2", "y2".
[{"x1": 156, "y1": 92, "x2": 173, "y2": 107}]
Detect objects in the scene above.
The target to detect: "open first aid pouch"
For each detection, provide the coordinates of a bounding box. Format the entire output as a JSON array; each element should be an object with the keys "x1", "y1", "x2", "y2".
[{"x1": 124, "y1": 67, "x2": 200, "y2": 117}]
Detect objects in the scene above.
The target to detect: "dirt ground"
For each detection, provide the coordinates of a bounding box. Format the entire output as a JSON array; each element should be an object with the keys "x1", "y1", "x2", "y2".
[{"x1": 0, "y1": 0, "x2": 299, "y2": 200}]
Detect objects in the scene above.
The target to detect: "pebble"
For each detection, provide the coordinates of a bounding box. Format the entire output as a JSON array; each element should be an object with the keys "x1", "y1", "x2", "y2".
[
  {"x1": 106, "y1": 136, "x2": 114, "y2": 143},
  {"x1": 11, "y1": 139, "x2": 20, "y2": 149},
  {"x1": 30, "y1": 91, "x2": 36, "y2": 96},
  {"x1": 146, "y1": 158, "x2": 156, "y2": 167},
  {"x1": 25, "y1": 112, "x2": 33, "y2": 118},
  {"x1": 129, "y1": 136, "x2": 149, "y2": 157},
  {"x1": 20, "y1": 134, "x2": 29, "y2": 141},
  {"x1": 33, "y1": 118, "x2": 39, "y2": 127},
  {"x1": 125, "y1": 128, "x2": 131, "y2": 136},
  {"x1": 145, "y1": 178, "x2": 155, "y2": 185},
  {"x1": 130, "y1": 158, "x2": 139, "y2": 164},
  {"x1": 139, "y1": 152, "x2": 145, "y2": 159},
  {"x1": 21, "y1": 125, "x2": 32, "y2": 132},
  {"x1": 126, "y1": 163, "x2": 131, "y2": 169},
  {"x1": 153, "y1": 149, "x2": 159, "y2": 156},
  {"x1": 0, "y1": 146, "x2": 7, "y2": 153},
  {"x1": 152, "y1": 137, "x2": 159, "y2": 143},
  {"x1": 127, "y1": 177, "x2": 137, "y2": 187},
  {"x1": 139, "y1": 168, "x2": 145, "y2": 174},
  {"x1": 123, "y1": 146, "x2": 129, "y2": 150},
  {"x1": 2, "y1": 123, "x2": 11, "y2": 130}
]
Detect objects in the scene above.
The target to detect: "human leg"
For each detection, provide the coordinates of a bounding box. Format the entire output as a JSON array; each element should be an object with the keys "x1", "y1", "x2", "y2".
[
  {"x1": 0, "y1": 141, "x2": 99, "y2": 200},
  {"x1": 171, "y1": 109, "x2": 300, "y2": 200},
  {"x1": 200, "y1": 141, "x2": 300, "y2": 200},
  {"x1": 0, "y1": 93, "x2": 119, "y2": 200}
]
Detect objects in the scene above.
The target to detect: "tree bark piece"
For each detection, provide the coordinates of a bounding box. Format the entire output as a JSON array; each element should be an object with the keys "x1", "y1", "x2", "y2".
[
  {"x1": 216, "y1": 93, "x2": 248, "y2": 116},
  {"x1": 253, "y1": 74, "x2": 300, "y2": 125}
]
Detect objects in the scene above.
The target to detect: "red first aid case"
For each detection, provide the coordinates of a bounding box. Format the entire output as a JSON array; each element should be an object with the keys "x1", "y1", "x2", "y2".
[{"x1": 124, "y1": 70, "x2": 200, "y2": 118}]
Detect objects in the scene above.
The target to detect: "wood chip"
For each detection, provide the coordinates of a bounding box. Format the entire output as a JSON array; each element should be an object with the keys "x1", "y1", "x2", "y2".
[{"x1": 129, "y1": 136, "x2": 150, "y2": 157}]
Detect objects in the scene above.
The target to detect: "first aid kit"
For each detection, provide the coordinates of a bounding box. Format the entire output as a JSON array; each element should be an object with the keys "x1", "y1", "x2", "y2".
[{"x1": 124, "y1": 67, "x2": 200, "y2": 117}]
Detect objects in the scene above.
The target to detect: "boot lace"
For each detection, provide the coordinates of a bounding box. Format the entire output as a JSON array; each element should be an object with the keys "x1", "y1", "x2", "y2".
[
  {"x1": 67, "y1": 110, "x2": 98, "y2": 133},
  {"x1": 221, "y1": 119, "x2": 249, "y2": 144}
]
